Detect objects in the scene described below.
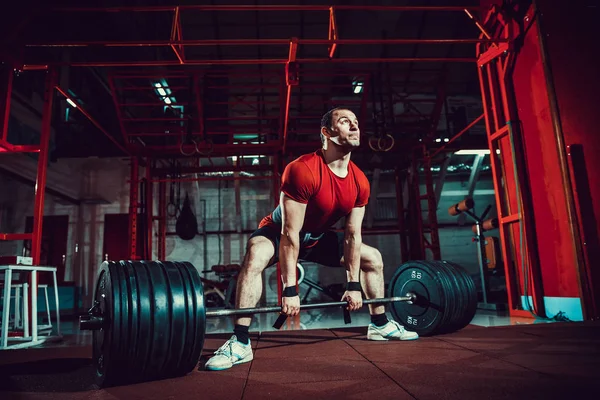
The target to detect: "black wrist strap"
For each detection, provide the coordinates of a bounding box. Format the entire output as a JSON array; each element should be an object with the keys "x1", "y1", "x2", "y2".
[
  {"x1": 282, "y1": 286, "x2": 298, "y2": 297},
  {"x1": 346, "y1": 281, "x2": 362, "y2": 292}
]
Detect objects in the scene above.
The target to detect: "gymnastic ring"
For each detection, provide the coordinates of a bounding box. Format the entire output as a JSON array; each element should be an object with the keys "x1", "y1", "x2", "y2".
[
  {"x1": 377, "y1": 133, "x2": 395, "y2": 152},
  {"x1": 196, "y1": 138, "x2": 215, "y2": 156},
  {"x1": 180, "y1": 139, "x2": 198, "y2": 157},
  {"x1": 368, "y1": 136, "x2": 381, "y2": 152}
]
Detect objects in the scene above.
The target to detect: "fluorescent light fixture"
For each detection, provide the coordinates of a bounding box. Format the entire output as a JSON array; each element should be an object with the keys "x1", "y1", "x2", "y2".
[
  {"x1": 66, "y1": 98, "x2": 77, "y2": 108},
  {"x1": 233, "y1": 155, "x2": 265, "y2": 159},
  {"x1": 444, "y1": 138, "x2": 449, "y2": 142},
  {"x1": 435, "y1": 138, "x2": 442, "y2": 143},
  {"x1": 454, "y1": 149, "x2": 491, "y2": 155},
  {"x1": 154, "y1": 81, "x2": 172, "y2": 102},
  {"x1": 352, "y1": 77, "x2": 363, "y2": 94}
]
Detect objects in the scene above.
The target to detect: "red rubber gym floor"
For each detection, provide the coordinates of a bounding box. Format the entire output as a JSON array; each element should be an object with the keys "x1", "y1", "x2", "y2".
[{"x1": 1, "y1": 321, "x2": 599, "y2": 399}]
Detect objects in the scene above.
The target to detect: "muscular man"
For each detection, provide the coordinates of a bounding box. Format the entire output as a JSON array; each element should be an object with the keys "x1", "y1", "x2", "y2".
[{"x1": 205, "y1": 107, "x2": 418, "y2": 371}]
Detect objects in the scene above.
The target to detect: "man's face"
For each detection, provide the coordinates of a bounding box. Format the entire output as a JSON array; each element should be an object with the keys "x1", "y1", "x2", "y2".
[{"x1": 323, "y1": 109, "x2": 360, "y2": 149}]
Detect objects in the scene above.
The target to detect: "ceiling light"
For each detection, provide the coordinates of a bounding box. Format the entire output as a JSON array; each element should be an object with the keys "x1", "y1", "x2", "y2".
[{"x1": 454, "y1": 149, "x2": 491, "y2": 155}]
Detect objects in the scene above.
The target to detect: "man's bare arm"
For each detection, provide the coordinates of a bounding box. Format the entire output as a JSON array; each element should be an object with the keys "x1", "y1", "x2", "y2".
[
  {"x1": 279, "y1": 192, "x2": 307, "y2": 288},
  {"x1": 344, "y1": 206, "x2": 365, "y2": 282}
]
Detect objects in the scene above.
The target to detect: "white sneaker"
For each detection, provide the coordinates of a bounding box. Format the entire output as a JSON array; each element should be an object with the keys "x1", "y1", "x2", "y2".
[
  {"x1": 204, "y1": 335, "x2": 254, "y2": 371},
  {"x1": 367, "y1": 319, "x2": 419, "y2": 341}
]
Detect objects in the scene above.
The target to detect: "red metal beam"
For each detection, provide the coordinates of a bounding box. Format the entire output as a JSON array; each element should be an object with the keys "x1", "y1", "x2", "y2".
[
  {"x1": 429, "y1": 113, "x2": 485, "y2": 158},
  {"x1": 152, "y1": 164, "x2": 273, "y2": 175},
  {"x1": 134, "y1": 141, "x2": 321, "y2": 158},
  {"x1": 107, "y1": 75, "x2": 132, "y2": 148},
  {"x1": 129, "y1": 157, "x2": 139, "y2": 260},
  {"x1": 328, "y1": 7, "x2": 338, "y2": 58},
  {"x1": 282, "y1": 38, "x2": 298, "y2": 155},
  {"x1": 150, "y1": 175, "x2": 273, "y2": 183},
  {"x1": 23, "y1": 57, "x2": 477, "y2": 69},
  {"x1": 157, "y1": 181, "x2": 166, "y2": 260},
  {"x1": 0, "y1": 143, "x2": 40, "y2": 153},
  {"x1": 193, "y1": 73, "x2": 205, "y2": 142},
  {"x1": 464, "y1": 9, "x2": 494, "y2": 43},
  {"x1": 476, "y1": 9, "x2": 543, "y2": 319},
  {"x1": 145, "y1": 159, "x2": 153, "y2": 259},
  {"x1": 53, "y1": 5, "x2": 485, "y2": 12},
  {"x1": 55, "y1": 85, "x2": 130, "y2": 155},
  {"x1": 394, "y1": 168, "x2": 409, "y2": 263},
  {"x1": 31, "y1": 69, "x2": 57, "y2": 265},
  {"x1": 0, "y1": 63, "x2": 13, "y2": 143},
  {"x1": 170, "y1": 6, "x2": 185, "y2": 64},
  {"x1": 0, "y1": 233, "x2": 33, "y2": 241},
  {"x1": 26, "y1": 38, "x2": 503, "y2": 47}
]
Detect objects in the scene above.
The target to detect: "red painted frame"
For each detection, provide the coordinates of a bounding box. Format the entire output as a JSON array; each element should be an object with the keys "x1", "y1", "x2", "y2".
[{"x1": 475, "y1": 5, "x2": 545, "y2": 318}]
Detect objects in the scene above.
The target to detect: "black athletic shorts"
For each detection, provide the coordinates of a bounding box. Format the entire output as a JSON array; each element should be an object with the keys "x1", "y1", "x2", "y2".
[{"x1": 249, "y1": 225, "x2": 345, "y2": 267}]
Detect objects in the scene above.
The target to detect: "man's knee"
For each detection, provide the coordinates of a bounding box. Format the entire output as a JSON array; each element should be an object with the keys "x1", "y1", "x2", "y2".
[
  {"x1": 243, "y1": 236, "x2": 275, "y2": 274},
  {"x1": 361, "y1": 245, "x2": 384, "y2": 273}
]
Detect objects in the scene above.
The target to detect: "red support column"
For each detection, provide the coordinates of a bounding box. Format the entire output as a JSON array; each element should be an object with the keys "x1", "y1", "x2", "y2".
[
  {"x1": 409, "y1": 146, "x2": 441, "y2": 261},
  {"x1": 31, "y1": 69, "x2": 57, "y2": 265},
  {"x1": 129, "y1": 157, "x2": 139, "y2": 260},
  {"x1": 157, "y1": 180, "x2": 166, "y2": 260},
  {"x1": 146, "y1": 159, "x2": 153, "y2": 259},
  {"x1": 24, "y1": 68, "x2": 57, "y2": 342},
  {"x1": 0, "y1": 62, "x2": 13, "y2": 146},
  {"x1": 476, "y1": 6, "x2": 545, "y2": 319},
  {"x1": 395, "y1": 167, "x2": 409, "y2": 263},
  {"x1": 422, "y1": 153, "x2": 441, "y2": 261}
]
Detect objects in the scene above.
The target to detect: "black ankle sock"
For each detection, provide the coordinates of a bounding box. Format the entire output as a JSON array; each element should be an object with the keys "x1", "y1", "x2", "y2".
[
  {"x1": 371, "y1": 313, "x2": 389, "y2": 327},
  {"x1": 233, "y1": 324, "x2": 250, "y2": 344}
]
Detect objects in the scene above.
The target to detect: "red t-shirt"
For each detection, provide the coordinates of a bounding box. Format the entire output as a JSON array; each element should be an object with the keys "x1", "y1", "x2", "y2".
[{"x1": 259, "y1": 150, "x2": 370, "y2": 233}]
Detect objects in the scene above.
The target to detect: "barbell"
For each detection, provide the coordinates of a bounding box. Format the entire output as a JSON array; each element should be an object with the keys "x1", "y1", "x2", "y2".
[{"x1": 79, "y1": 259, "x2": 477, "y2": 387}]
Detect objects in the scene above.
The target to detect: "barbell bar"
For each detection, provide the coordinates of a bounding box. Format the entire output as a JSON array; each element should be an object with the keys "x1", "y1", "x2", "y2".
[
  {"x1": 79, "y1": 259, "x2": 477, "y2": 387},
  {"x1": 205, "y1": 295, "x2": 416, "y2": 317},
  {"x1": 79, "y1": 295, "x2": 416, "y2": 329}
]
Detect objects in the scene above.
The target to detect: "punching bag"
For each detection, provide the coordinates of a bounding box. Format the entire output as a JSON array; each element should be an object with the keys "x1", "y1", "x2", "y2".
[{"x1": 175, "y1": 193, "x2": 198, "y2": 240}]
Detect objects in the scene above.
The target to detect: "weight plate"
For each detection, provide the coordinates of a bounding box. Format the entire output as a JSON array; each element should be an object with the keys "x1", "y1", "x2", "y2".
[
  {"x1": 175, "y1": 261, "x2": 206, "y2": 376},
  {"x1": 433, "y1": 260, "x2": 462, "y2": 334},
  {"x1": 114, "y1": 261, "x2": 131, "y2": 383},
  {"x1": 91, "y1": 263, "x2": 111, "y2": 387},
  {"x1": 388, "y1": 261, "x2": 447, "y2": 336},
  {"x1": 160, "y1": 261, "x2": 188, "y2": 378},
  {"x1": 444, "y1": 260, "x2": 477, "y2": 331},
  {"x1": 122, "y1": 261, "x2": 142, "y2": 383},
  {"x1": 145, "y1": 261, "x2": 173, "y2": 381},
  {"x1": 90, "y1": 260, "x2": 206, "y2": 387},
  {"x1": 132, "y1": 261, "x2": 153, "y2": 382},
  {"x1": 388, "y1": 260, "x2": 477, "y2": 337},
  {"x1": 433, "y1": 261, "x2": 456, "y2": 333}
]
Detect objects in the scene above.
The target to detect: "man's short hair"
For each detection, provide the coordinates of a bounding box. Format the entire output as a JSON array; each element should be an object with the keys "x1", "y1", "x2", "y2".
[{"x1": 320, "y1": 107, "x2": 351, "y2": 144}]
